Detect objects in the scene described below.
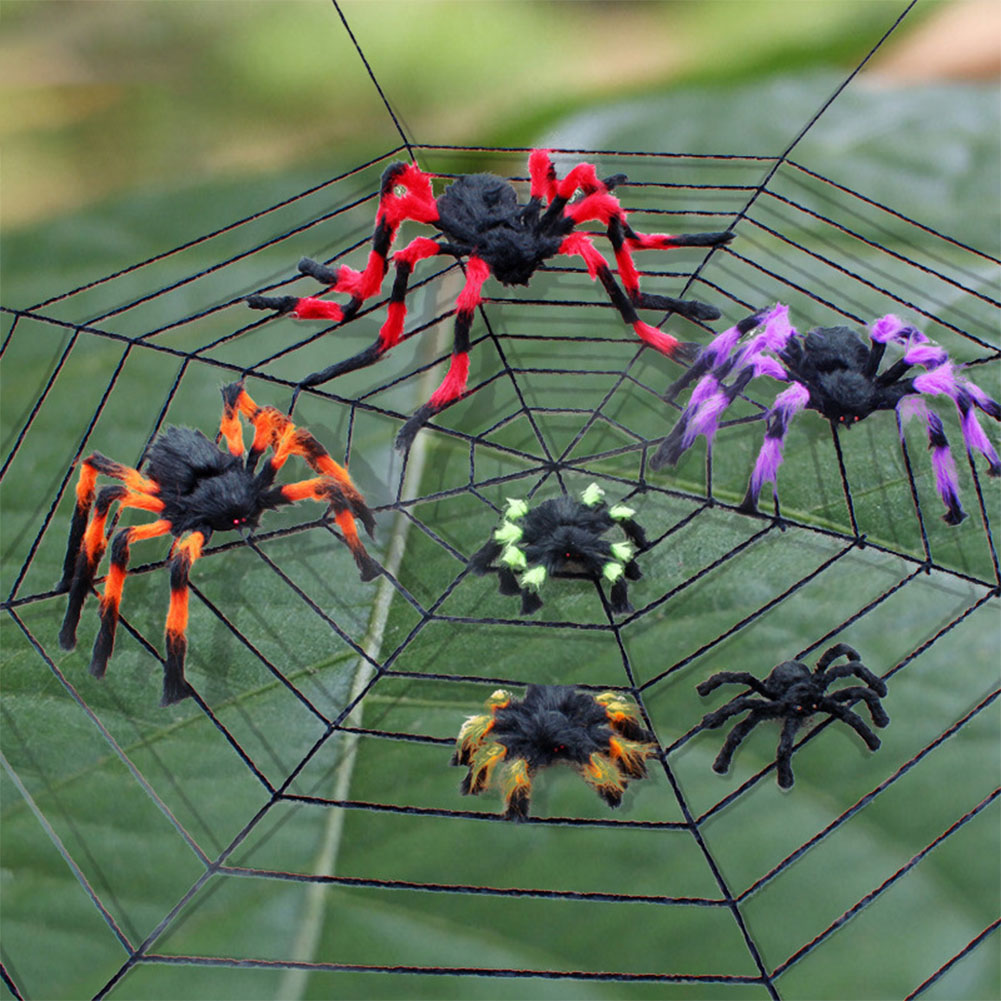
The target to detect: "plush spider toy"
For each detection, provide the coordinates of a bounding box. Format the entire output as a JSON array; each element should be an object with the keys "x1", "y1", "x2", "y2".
[
  {"x1": 248, "y1": 149, "x2": 734, "y2": 450},
  {"x1": 652, "y1": 305, "x2": 1000, "y2": 524},
  {"x1": 452, "y1": 685, "x2": 658, "y2": 820},
  {"x1": 697, "y1": 643, "x2": 889, "y2": 789},
  {"x1": 468, "y1": 483, "x2": 647, "y2": 615},
  {"x1": 58, "y1": 382, "x2": 379, "y2": 706}
]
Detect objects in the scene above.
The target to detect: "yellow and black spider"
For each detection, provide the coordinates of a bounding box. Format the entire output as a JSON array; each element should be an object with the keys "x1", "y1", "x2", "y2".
[{"x1": 452, "y1": 685, "x2": 658, "y2": 820}]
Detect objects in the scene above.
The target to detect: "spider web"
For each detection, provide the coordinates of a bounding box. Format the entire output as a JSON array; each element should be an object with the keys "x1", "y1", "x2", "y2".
[{"x1": 1, "y1": 5, "x2": 999, "y2": 1000}]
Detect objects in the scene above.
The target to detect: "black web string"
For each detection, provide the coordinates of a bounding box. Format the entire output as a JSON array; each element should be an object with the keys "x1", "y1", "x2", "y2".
[{"x1": 2, "y1": 5, "x2": 999, "y2": 1000}]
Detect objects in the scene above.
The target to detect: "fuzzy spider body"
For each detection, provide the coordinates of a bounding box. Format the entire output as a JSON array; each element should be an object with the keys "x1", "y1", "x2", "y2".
[
  {"x1": 653, "y1": 305, "x2": 1000, "y2": 524},
  {"x1": 58, "y1": 382, "x2": 379, "y2": 706},
  {"x1": 469, "y1": 483, "x2": 647, "y2": 615},
  {"x1": 697, "y1": 643, "x2": 889, "y2": 788},
  {"x1": 144, "y1": 427, "x2": 267, "y2": 534},
  {"x1": 780, "y1": 326, "x2": 910, "y2": 424},
  {"x1": 452, "y1": 685, "x2": 657, "y2": 820},
  {"x1": 248, "y1": 150, "x2": 734, "y2": 450},
  {"x1": 433, "y1": 173, "x2": 566, "y2": 285}
]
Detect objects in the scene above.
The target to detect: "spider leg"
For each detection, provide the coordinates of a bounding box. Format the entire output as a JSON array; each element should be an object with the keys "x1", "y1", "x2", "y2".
[
  {"x1": 607, "y1": 735, "x2": 657, "y2": 779},
  {"x1": 737, "y1": 381, "x2": 811, "y2": 514},
  {"x1": 274, "y1": 477, "x2": 380, "y2": 580},
  {"x1": 608, "y1": 576, "x2": 632, "y2": 615},
  {"x1": 653, "y1": 305, "x2": 793, "y2": 470},
  {"x1": 652, "y1": 359, "x2": 757, "y2": 469},
  {"x1": 576, "y1": 752, "x2": 627, "y2": 808},
  {"x1": 820, "y1": 660, "x2": 887, "y2": 698},
  {"x1": 90, "y1": 519, "x2": 172, "y2": 679},
  {"x1": 816, "y1": 697, "x2": 884, "y2": 750},
  {"x1": 710, "y1": 706, "x2": 784, "y2": 775},
  {"x1": 500, "y1": 758, "x2": 533, "y2": 820},
  {"x1": 696, "y1": 671, "x2": 772, "y2": 697},
  {"x1": 59, "y1": 454, "x2": 160, "y2": 590},
  {"x1": 913, "y1": 365, "x2": 1001, "y2": 476},
  {"x1": 468, "y1": 538, "x2": 503, "y2": 575},
  {"x1": 297, "y1": 237, "x2": 452, "y2": 388},
  {"x1": 247, "y1": 161, "x2": 440, "y2": 355},
  {"x1": 826, "y1": 688, "x2": 890, "y2": 728},
  {"x1": 162, "y1": 531, "x2": 206, "y2": 706},
  {"x1": 898, "y1": 398, "x2": 966, "y2": 524},
  {"x1": 608, "y1": 217, "x2": 732, "y2": 323},
  {"x1": 596, "y1": 692, "x2": 655, "y2": 743},
  {"x1": 226, "y1": 382, "x2": 376, "y2": 542},
  {"x1": 60, "y1": 483, "x2": 165, "y2": 651},
  {"x1": 774, "y1": 715, "x2": 802, "y2": 788},
  {"x1": 519, "y1": 586, "x2": 544, "y2": 615},
  {"x1": 460, "y1": 740, "x2": 507, "y2": 796},
  {"x1": 558, "y1": 232, "x2": 698, "y2": 361},
  {"x1": 394, "y1": 255, "x2": 491, "y2": 452},
  {"x1": 218, "y1": 383, "x2": 248, "y2": 460},
  {"x1": 663, "y1": 309, "x2": 769, "y2": 404},
  {"x1": 815, "y1": 642, "x2": 860, "y2": 672},
  {"x1": 700, "y1": 693, "x2": 772, "y2": 729}
]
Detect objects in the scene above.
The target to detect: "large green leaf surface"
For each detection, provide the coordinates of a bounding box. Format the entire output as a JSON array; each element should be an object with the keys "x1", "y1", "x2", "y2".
[{"x1": 2, "y1": 75, "x2": 999, "y2": 1000}]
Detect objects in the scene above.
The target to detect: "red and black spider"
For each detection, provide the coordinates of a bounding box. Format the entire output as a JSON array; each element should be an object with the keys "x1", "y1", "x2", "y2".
[
  {"x1": 248, "y1": 150, "x2": 734, "y2": 450},
  {"x1": 697, "y1": 643, "x2": 889, "y2": 788},
  {"x1": 452, "y1": 685, "x2": 658, "y2": 820},
  {"x1": 58, "y1": 382, "x2": 379, "y2": 706},
  {"x1": 653, "y1": 305, "x2": 1000, "y2": 523}
]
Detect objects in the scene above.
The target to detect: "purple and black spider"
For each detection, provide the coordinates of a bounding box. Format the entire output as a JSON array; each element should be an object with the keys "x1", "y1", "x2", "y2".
[
  {"x1": 697, "y1": 642, "x2": 889, "y2": 788},
  {"x1": 651, "y1": 304, "x2": 1000, "y2": 524}
]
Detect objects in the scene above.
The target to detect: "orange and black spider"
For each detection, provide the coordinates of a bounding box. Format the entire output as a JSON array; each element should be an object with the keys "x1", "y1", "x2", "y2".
[
  {"x1": 452, "y1": 685, "x2": 658, "y2": 820},
  {"x1": 248, "y1": 149, "x2": 733, "y2": 450},
  {"x1": 57, "y1": 381, "x2": 379, "y2": 706}
]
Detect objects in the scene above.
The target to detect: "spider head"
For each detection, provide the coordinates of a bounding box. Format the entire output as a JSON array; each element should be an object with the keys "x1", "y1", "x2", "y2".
[
  {"x1": 763, "y1": 660, "x2": 817, "y2": 708},
  {"x1": 536, "y1": 524, "x2": 607, "y2": 575},
  {"x1": 815, "y1": 370, "x2": 880, "y2": 426},
  {"x1": 511, "y1": 709, "x2": 605, "y2": 768},
  {"x1": 184, "y1": 469, "x2": 264, "y2": 534},
  {"x1": 491, "y1": 687, "x2": 611, "y2": 769}
]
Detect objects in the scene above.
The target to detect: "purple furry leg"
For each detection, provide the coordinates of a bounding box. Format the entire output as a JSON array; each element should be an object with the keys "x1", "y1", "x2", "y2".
[
  {"x1": 738, "y1": 382, "x2": 809, "y2": 514},
  {"x1": 926, "y1": 411, "x2": 966, "y2": 525},
  {"x1": 900, "y1": 398, "x2": 965, "y2": 525},
  {"x1": 870, "y1": 314, "x2": 925, "y2": 345},
  {"x1": 664, "y1": 309, "x2": 769, "y2": 404},
  {"x1": 962, "y1": 379, "x2": 1001, "y2": 421},
  {"x1": 958, "y1": 395, "x2": 1001, "y2": 476}
]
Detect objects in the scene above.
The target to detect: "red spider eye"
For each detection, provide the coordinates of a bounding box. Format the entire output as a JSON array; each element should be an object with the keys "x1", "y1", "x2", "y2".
[
  {"x1": 553, "y1": 744, "x2": 566, "y2": 753},
  {"x1": 853, "y1": 416, "x2": 860, "y2": 423},
  {"x1": 393, "y1": 184, "x2": 407, "y2": 198}
]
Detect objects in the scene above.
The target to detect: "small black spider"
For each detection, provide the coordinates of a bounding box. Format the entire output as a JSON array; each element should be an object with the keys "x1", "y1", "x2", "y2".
[
  {"x1": 58, "y1": 381, "x2": 379, "y2": 706},
  {"x1": 697, "y1": 643, "x2": 889, "y2": 788},
  {"x1": 452, "y1": 685, "x2": 658, "y2": 820},
  {"x1": 468, "y1": 483, "x2": 647, "y2": 615},
  {"x1": 653, "y1": 306, "x2": 1000, "y2": 523},
  {"x1": 248, "y1": 149, "x2": 734, "y2": 450}
]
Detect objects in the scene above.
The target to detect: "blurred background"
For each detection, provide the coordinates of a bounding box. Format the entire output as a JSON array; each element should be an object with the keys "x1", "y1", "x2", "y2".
[
  {"x1": 2, "y1": 3, "x2": 999, "y2": 1001},
  {"x1": 2, "y1": 0, "x2": 999, "y2": 279}
]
